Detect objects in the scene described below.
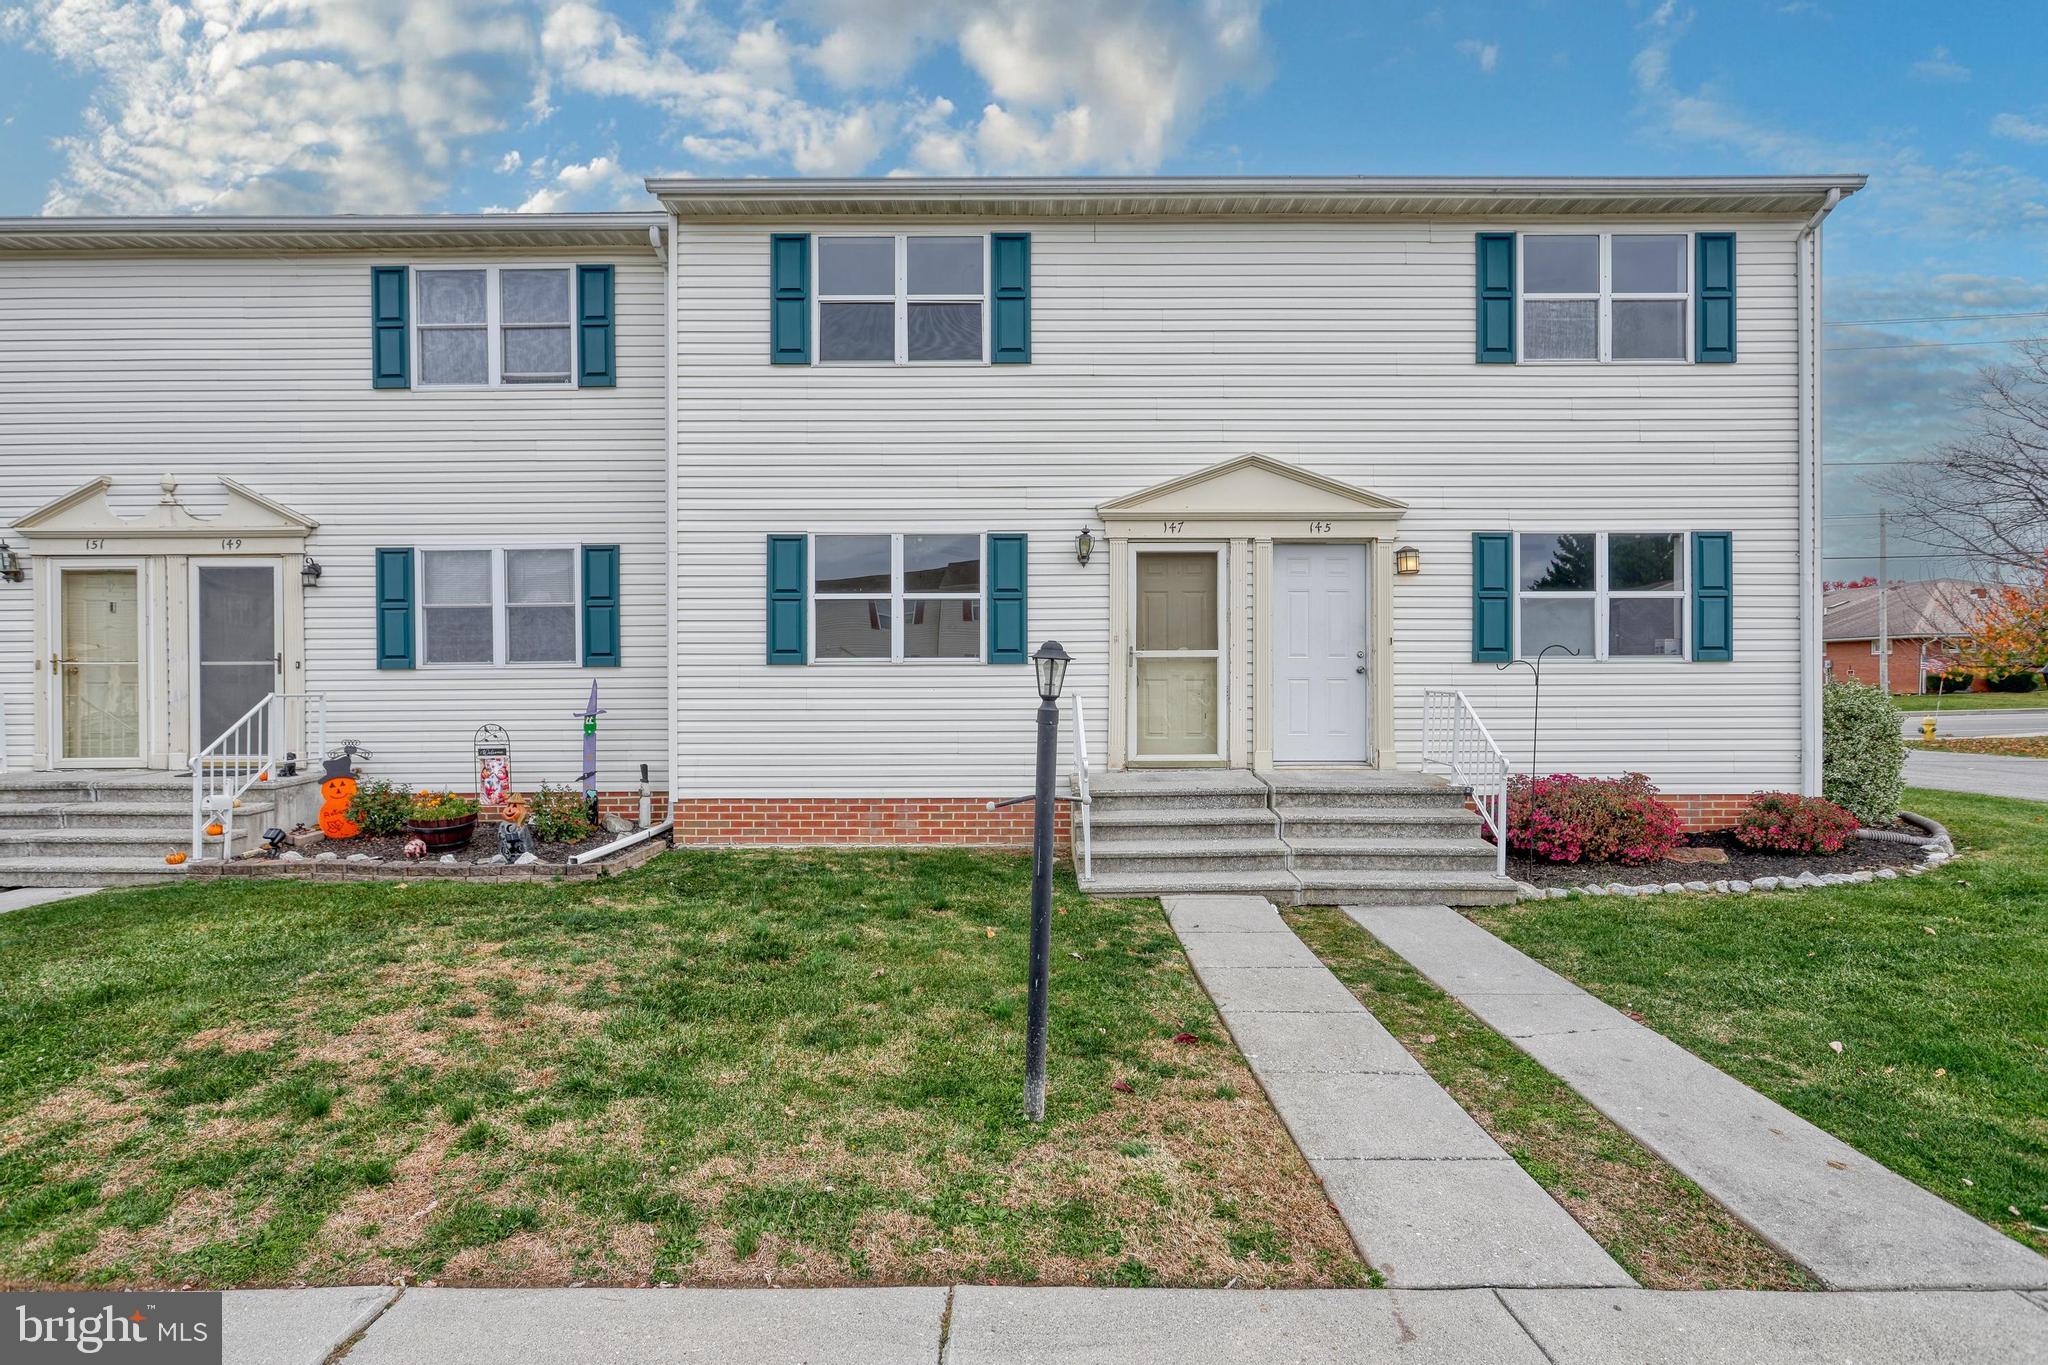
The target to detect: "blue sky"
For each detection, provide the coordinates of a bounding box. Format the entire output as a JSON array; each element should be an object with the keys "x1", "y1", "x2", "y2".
[{"x1": 3, "y1": 0, "x2": 2044, "y2": 579}]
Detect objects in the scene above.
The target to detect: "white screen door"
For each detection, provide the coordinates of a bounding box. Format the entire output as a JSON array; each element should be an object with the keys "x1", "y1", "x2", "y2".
[
  {"x1": 57, "y1": 567, "x2": 142, "y2": 764},
  {"x1": 195, "y1": 564, "x2": 279, "y2": 753},
  {"x1": 1274, "y1": 542, "x2": 1370, "y2": 763},
  {"x1": 1132, "y1": 549, "x2": 1223, "y2": 759}
]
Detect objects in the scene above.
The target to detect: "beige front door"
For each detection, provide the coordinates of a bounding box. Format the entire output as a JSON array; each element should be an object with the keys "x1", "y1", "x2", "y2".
[
  {"x1": 56, "y1": 566, "x2": 143, "y2": 765},
  {"x1": 1132, "y1": 548, "x2": 1223, "y2": 760}
]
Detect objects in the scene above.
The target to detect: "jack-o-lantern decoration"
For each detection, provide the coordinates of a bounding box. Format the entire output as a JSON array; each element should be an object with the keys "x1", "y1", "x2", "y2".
[{"x1": 318, "y1": 751, "x2": 362, "y2": 840}]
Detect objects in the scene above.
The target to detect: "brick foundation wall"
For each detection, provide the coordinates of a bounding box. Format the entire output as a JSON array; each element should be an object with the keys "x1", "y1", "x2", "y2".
[
  {"x1": 671, "y1": 796, "x2": 1072, "y2": 849},
  {"x1": 1663, "y1": 793, "x2": 1760, "y2": 831}
]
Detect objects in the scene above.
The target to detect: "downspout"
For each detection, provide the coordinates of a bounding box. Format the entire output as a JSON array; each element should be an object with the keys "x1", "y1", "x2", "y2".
[
  {"x1": 656, "y1": 218, "x2": 679, "y2": 833},
  {"x1": 1797, "y1": 188, "x2": 1842, "y2": 795}
]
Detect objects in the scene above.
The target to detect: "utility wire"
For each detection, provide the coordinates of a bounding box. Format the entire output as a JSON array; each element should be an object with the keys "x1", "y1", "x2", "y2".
[
  {"x1": 1825, "y1": 336, "x2": 2047, "y2": 353},
  {"x1": 1826, "y1": 309, "x2": 2048, "y2": 327}
]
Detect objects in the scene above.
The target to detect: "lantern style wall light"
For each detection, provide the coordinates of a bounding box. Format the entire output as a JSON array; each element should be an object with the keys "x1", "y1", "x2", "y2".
[
  {"x1": 1394, "y1": 545, "x2": 1422, "y2": 577},
  {"x1": 1073, "y1": 526, "x2": 1096, "y2": 567},
  {"x1": 0, "y1": 540, "x2": 21, "y2": 583},
  {"x1": 301, "y1": 556, "x2": 323, "y2": 588}
]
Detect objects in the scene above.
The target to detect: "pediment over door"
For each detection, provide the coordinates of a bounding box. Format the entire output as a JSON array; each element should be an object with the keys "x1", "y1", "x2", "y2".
[
  {"x1": 1098, "y1": 455, "x2": 1406, "y2": 538},
  {"x1": 13, "y1": 475, "x2": 318, "y2": 555}
]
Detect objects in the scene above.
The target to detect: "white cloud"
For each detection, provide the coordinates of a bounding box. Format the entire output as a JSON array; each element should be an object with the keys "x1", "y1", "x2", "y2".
[
  {"x1": 513, "y1": 152, "x2": 638, "y2": 211},
  {"x1": 1991, "y1": 112, "x2": 2048, "y2": 147},
  {"x1": 1456, "y1": 39, "x2": 1499, "y2": 74},
  {"x1": 497, "y1": 149, "x2": 525, "y2": 173},
  {"x1": 1907, "y1": 45, "x2": 1969, "y2": 83},
  {"x1": 9, "y1": 0, "x2": 540, "y2": 214}
]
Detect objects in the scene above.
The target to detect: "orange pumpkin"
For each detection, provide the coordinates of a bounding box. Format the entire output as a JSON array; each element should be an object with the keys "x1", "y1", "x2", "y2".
[
  {"x1": 164, "y1": 850, "x2": 189, "y2": 865},
  {"x1": 319, "y1": 771, "x2": 361, "y2": 840},
  {"x1": 205, "y1": 821, "x2": 224, "y2": 837}
]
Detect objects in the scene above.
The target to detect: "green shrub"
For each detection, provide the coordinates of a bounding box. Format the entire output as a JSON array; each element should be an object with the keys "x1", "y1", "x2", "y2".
[
  {"x1": 1925, "y1": 669, "x2": 1974, "y2": 695},
  {"x1": 346, "y1": 779, "x2": 414, "y2": 836},
  {"x1": 1985, "y1": 668, "x2": 2040, "y2": 694},
  {"x1": 409, "y1": 790, "x2": 479, "y2": 821},
  {"x1": 528, "y1": 782, "x2": 596, "y2": 844},
  {"x1": 1822, "y1": 679, "x2": 1904, "y2": 825}
]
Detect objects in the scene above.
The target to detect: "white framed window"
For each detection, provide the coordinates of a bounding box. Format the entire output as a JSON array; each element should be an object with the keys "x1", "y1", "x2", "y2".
[
  {"x1": 415, "y1": 265, "x2": 576, "y2": 387},
  {"x1": 1516, "y1": 532, "x2": 1687, "y2": 660},
  {"x1": 814, "y1": 234, "x2": 988, "y2": 365},
  {"x1": 1519, "y1": 233, "x2": 1691, "y2": 363},
  {"x1": 812, "y1": 533, "x2": 983, "y2": 660},
  {"x1": 419, "y1": 547, "x2": 580, "y2": 666}
]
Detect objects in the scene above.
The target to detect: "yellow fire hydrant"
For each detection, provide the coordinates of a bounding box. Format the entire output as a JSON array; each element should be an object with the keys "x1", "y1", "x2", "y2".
[{"x1": 1921, "y1": 716, "x2": 1938, "y2": 741}]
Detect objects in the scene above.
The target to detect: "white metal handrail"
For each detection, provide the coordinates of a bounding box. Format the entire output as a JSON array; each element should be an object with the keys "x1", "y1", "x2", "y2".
[
  {"x1": 190, "y1": 692, "x2": 325, "y2": 860},
  {"x1": 1071, "y1": 692, "x2": 1093, "y2": 881},
  {"x1": 1421, "y1": 689, "x2": 1510, "y2": 877}
]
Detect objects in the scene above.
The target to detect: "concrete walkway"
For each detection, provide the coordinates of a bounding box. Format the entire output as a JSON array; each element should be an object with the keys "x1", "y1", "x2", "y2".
[
  {"x1": 0, "y1": 886, "x2": 97, "y2": 913},
  {"x1": 1905, "y1": 748, "x2": 2048, "y2": 801},
  {"x1": 203, "y1": 1285, "x2": 2048, "y2": 1363},
  {"x1": 1165, "y1": 894, "x2": 1631, "y2": 1289},
  {"x1": 1349, "y1": 904, "x2": 2048, "y2": 1292}
]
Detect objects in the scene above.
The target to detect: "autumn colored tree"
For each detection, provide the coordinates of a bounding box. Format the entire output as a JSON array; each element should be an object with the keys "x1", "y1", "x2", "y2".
[{"x1": 1957, "y1": 567, "x2": 2048, "y2": 678}]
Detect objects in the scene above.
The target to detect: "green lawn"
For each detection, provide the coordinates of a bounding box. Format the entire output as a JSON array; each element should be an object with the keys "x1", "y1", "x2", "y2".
[
  {"x1": 1893, "y1": 692, "x2": 2048, "y2": 712},
  {"x1": 1470, "y1": 788, "x2": 2048, "y2": 1254},
  {"x1": 0, "y1": 850, "x2": 1364, "y2": 1290}
]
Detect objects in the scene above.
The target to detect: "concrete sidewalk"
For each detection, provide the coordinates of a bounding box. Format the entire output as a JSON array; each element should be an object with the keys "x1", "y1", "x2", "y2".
[
  {"x1": 1349, "y1": 903, "x2": 2048, "y2": 1292},
  {"x1": 1166, "y1": 894, "x2": 1631, "y2": 1290},
  {"x1": 212, "y1": 1284, "x2": 2048, "y2": 1363}
]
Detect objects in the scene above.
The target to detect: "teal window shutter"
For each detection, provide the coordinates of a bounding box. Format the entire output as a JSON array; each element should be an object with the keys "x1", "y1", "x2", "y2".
[
  {"x1": 1695, "y1": 233, "x2": 1737, "y2": 364},
  {"x1": 577, "y1": 265, "x2": 616, "y2": 388},
  {"x1": 1692, "y1": 532, "x2": 1734, "y2": 660},
  {"x1": 371, "y1": 266, "x2": 409, "y2": 389},
  {"x1": 1475, "y1": 234, "x2": 1516, "y2": 364},
  {"x1": 1472, "y1": 532, "x2": 1514, "y2": 662},
  {"x1": 766, "y1": 535, "x2": 808, "y2": 663},
  {"x1": 580, "y1": 544, "x2": 620, "y2": 667},
  {"x1": 990, "y1": 233, "x2": 1032, "y2": 364},
  {"x1": 375, "y1": 548, "x2": 415, "y2": 669},
  {"x1": 986, "y1": 533, "x2": 1029, "y2": 662},
  {"x1": 770, "y1": 234, "x2": 811, "y2": 364}
]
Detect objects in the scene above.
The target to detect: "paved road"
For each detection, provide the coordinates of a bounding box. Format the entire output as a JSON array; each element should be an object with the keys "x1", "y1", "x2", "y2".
[
  {"x1": 1906, "y1": 749, "x2": 2048, "y2": 803},
  {"x1": 1898, "y1": 708, "x2": 2048, "y2": 738}
]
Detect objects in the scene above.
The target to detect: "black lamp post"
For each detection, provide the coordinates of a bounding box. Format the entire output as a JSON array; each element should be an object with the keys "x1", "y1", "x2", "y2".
[{"x1": 1024, "y1": 639, "x2": 1069, "y2": 1122}]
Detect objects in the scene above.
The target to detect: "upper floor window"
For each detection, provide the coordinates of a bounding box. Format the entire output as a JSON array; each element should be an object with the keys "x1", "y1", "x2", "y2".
[
  {"x1": 416, "y1": 266, "x2": 575, "y2": 387},
  {"x1": 1521, "y1": 234, "x2": 1690, "y2": 363},
  {"x1": 816, "y1": 235, "x2": 987, "y2": 365}
]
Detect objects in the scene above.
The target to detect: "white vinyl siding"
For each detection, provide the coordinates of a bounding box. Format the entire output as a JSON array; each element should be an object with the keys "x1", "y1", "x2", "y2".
[
  {"x1": 0, "y1": 250, "x2": 667, "y2": 789},
  {"x1": 673, "y1": 216, "x2": 1805, "y2": 798}
]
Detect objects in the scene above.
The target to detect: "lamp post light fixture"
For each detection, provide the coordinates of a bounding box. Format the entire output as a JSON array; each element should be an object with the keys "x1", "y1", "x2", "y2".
[
  {"x1": 300, "y1": 556, "x2": 324, "y2": 588},
  {"x1": 1023, "y1": 639, "x2": 1070, "y2": 1121},
  {"x1": 1393, "y1": 545, "x2": 1421, "y2": 577},
  {"x1": 1073, "y1": 526, "x2": 1096, "y2": 568}
]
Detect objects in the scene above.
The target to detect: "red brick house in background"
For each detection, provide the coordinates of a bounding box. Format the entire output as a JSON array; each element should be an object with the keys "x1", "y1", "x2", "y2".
[{"x1": 1822, "y1": 579, "x2": 1989, "y2": 693}]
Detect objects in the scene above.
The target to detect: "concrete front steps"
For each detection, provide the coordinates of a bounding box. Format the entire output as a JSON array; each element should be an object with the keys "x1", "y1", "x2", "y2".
[
  {"x1": 0, "y1": 770, "x2": 273, "y2": 889},
  {"x1": 1079, "y1": 768, "x2": 1518, "y2": 907}
]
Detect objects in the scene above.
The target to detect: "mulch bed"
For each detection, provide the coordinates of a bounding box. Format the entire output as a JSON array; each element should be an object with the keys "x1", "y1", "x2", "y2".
[
  {"x1": 317, "y1": 828, "x2": 619, "y2": 865},
  {"x1": 1509, "y1": 830, "x2": 1926, "y2": 890}
]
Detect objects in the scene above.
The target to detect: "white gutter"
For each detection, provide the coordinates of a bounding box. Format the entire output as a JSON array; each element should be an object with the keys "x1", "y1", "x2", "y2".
[
  {"x1": 1798, "y1": 187, "x2": 1843, "y2": 795},
  {"x1": 661, "y1": 212, "x2": 680, "y2": 834}
]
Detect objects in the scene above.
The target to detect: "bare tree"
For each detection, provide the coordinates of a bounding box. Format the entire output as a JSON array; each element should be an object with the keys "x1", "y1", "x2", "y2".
[{"x1": 1876, "y1": 339, "x2": 2048, "y2": 577}]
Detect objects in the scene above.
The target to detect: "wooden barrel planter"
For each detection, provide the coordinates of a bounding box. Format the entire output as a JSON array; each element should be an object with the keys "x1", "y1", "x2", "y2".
[{"x1": 406, "y1": 814, "x2": 478, "y2": 851}]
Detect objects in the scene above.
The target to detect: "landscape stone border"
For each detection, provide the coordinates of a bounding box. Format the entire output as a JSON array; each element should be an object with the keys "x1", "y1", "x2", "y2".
[
  {"x1": 1512, "y1": 811, "x2": 1955, "y2": 903},
  {"x1": 187, "y1": 831, "x2": 671, "y2": 884}
]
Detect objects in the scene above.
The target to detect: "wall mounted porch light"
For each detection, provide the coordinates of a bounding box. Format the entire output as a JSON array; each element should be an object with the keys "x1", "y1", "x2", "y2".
[
  {"x1": 301, "y1": 556, "x2": 323, "y2": 588},
  {"x1": 1074, "y1": 526, "x2": 1096, "y2": 567},
  {"x1": 1393, "y1": 545, "x2": 1422, "y2": 577},
  {"x1": 0, "y1": 540, "x2": 21, "y2": 583}
]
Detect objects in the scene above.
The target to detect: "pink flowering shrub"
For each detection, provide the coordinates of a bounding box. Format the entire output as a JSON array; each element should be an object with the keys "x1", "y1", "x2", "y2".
[
  {"x1": 1504, "y1": 773, "x2": 1684, "y2": 865},
  {"x1": 1731, "y1": 791, "x2": 1860, "y2": 855}
]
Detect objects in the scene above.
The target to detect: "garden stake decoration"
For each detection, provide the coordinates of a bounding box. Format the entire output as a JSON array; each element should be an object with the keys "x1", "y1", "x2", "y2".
[
  {"x1": 1495, "y1": 644, "x2": 1580, "y2": 777},
  {"x1": 317, "y1": 742, "x2": 372, "y2": 839},
  {"x1": 474, "y1": 723, "x2": 512, "y2": 810},
  {"x1": 572, "y1": 683, "x2": 605, "y2": 822}
]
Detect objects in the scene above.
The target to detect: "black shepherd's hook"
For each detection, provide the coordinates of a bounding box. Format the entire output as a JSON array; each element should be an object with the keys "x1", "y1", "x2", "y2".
[{"x1": 1495, "y1": 644, "x2": 1581, "y2": 777}]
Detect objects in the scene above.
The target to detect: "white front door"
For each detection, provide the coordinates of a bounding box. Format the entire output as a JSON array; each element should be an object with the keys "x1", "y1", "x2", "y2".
[
  {"x1": 1274, "y1": 542, "x2": 1370, "y2": 764},
  {"x1": 193, "y1": 562, "x2": 281, "y2": 754},
  {"x1": 1131, "y1": 547, "x2": 1225, "y2": 761},
  {"x1": 55, "y1": 565, "x2": 144, "y2": 767}
]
